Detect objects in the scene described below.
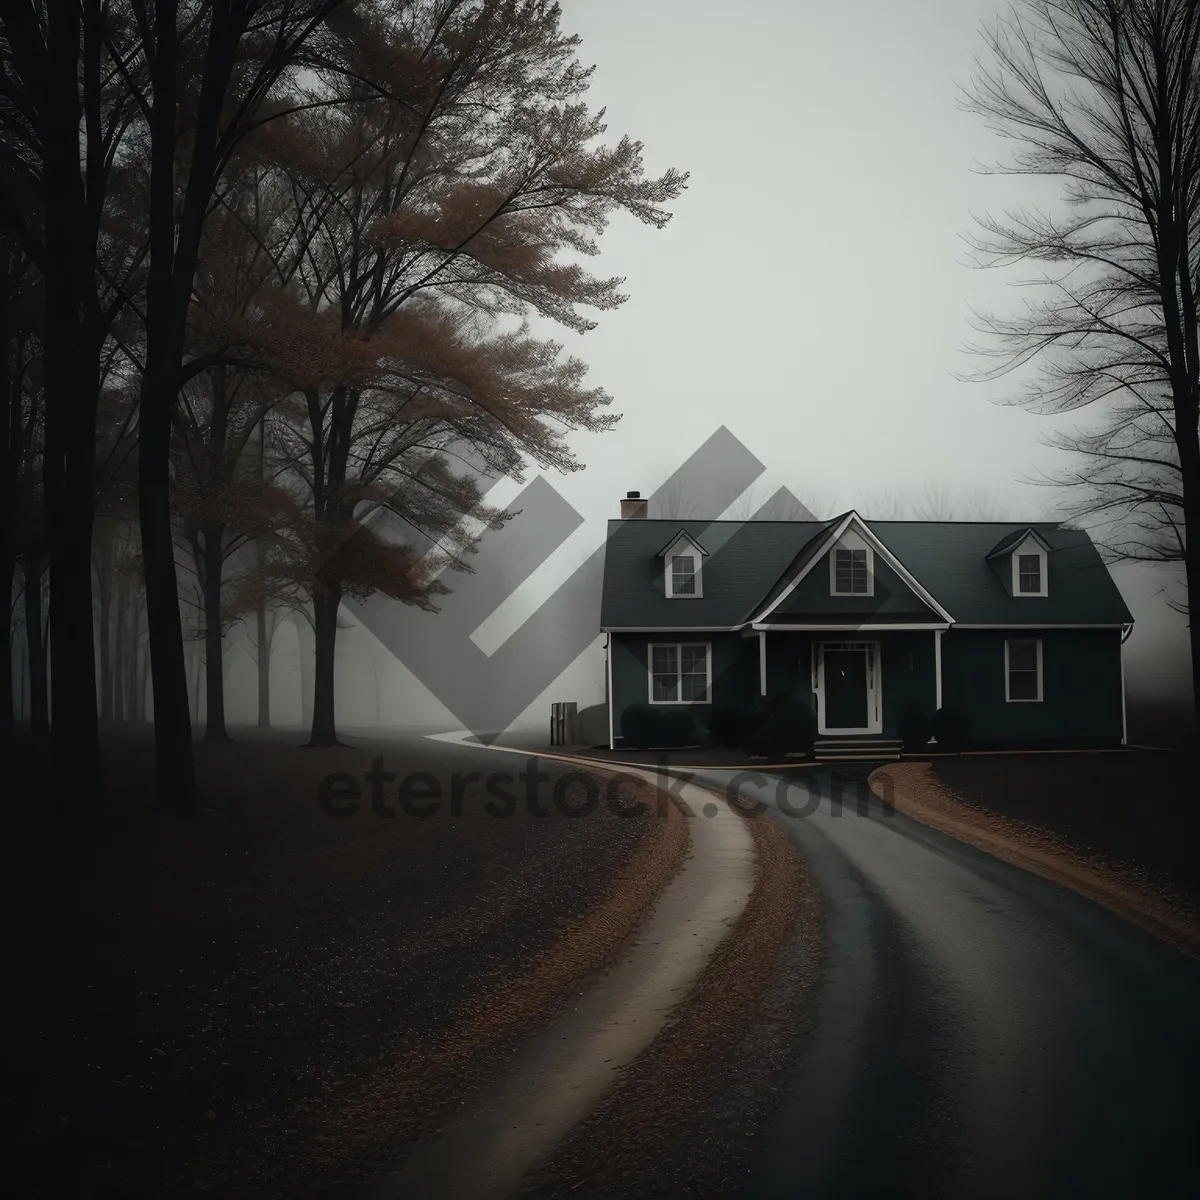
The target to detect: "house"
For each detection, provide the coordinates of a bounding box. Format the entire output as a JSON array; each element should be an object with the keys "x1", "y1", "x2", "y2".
[{"x1": 600, "y1": 492, "x2": 1134, "y2": 750}]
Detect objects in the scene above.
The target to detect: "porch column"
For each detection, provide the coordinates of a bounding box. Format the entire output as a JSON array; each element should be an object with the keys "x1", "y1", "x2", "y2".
[
  {"x1": 606, "y1": 635, "x2": 614, "y2": 750},
  {"x1": 758, "y1": 630, "x2": 767, "y2": 695},
  {"x1": 934, "y1": 628, "x2": 944, "y2": 711}
]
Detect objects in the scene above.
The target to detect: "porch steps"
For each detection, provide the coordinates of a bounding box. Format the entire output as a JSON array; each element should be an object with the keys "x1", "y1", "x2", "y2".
[{"x1": 814, "y1": 737, "x2": 903, "y2": 763}]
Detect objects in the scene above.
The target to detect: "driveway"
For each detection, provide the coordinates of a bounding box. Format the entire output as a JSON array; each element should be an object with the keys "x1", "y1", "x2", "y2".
[{"x1": 680, "y1": 764, "x2": 1200, "y2": 1199}]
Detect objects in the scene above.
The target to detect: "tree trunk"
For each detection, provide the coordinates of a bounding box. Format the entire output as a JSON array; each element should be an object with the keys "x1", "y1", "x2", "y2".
[
  {"x1": 1177, "y1": 430, "x2": 1200, "y2": 741},
  {"x1": 139, "y1": 640, "x2": 151, "y2": 724},
  {"x1": 296, "y1": 616, "x2": 314, "y2": 732},
  {"x1": 139, "y1": 381, "x2": 197, "y2": 808},
  {"x1": 112, "y1": 579, "x2": 126, "y2": 724},
  {"x1": 137, "y1": 0, "x2": 198, "y2": 810},
  {"x1": 202, "y1": 521, "x2": 230, "y2": 742},
  {"x1": 0, "y1": 334, "x2": 17, "y2": 730},
  {"x1": 256, "y1": 604, "x2": 271, "y2": 729},
  {"x1": 127, "y1": 601, "x2": 139, "y2": 724},
  {"x1": 42, "y1": 0, "x2": 102, "y2": 810},
  {"x1": 96, "y1": 533, "x2": 113, "y2": 724},
  {"x1": 0, "y1": 548, "x2": 13, "y2": 728},
  {"x1": 254, "y1": 420, "x2": 270, "y2": 730},
  {"x1": 23, "y1": 555, "x2": 48, "y2": 737},
  {"x1": 307, "y1": 588, "x2": 343, "y2": 746}
]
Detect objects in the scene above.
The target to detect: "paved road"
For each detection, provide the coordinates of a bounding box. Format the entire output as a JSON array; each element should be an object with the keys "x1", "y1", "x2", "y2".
[{"x1": 681, "y1": 764, "x2": 1200, "y2": 1200}]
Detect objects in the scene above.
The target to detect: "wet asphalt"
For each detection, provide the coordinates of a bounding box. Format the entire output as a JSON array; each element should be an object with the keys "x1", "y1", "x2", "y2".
[{"x1": 684, "y1": 764, "x2": 1200, "y2": 1200}]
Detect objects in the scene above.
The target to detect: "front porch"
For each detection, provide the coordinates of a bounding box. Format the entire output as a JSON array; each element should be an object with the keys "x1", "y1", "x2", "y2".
[{"x1": 757, "y1": 626, "x2": 945, "y2": 741}]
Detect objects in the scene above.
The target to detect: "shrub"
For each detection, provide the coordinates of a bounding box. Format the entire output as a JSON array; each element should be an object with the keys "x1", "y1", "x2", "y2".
[
  {"x1": 742, "y1": 692, "x2": 816, "y2": 758},
  {"x1": 661, "y1": 708, "x2": 695, "y2": 747},
  {"x1": 933, "y1": 706, "x2": 972, "y2": 752},
  {"x1": 897, "y1": 700, "x2": 934, "y2": 751},
  {"x1": 705, "y1": 705, "x2": 747, "y2": 750},
  {"x1": 773, "y1": 693, "x2": 817, "y2": 753},
  {"x1": 621, "y1": 703, "x2": 665, "y2": 749}
]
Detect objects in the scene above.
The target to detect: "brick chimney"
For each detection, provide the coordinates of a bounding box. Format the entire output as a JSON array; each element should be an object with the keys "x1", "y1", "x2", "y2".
[{"x1": 620, "y1": 490, "x2": 648, "y2": 519}]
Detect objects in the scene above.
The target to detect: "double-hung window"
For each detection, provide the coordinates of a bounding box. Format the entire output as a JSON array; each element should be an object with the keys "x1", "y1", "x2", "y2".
[
  {"x1": 670, "y1": 554, "x2": 697, "y2": 596},
  {"x1": 1017, "y1": 554, "x2": 1042, "y2": 594},
  {"x1": 1005, "y1": 638, "x2": 1043, "y2": 702},
  {"x1": 649, "y1": 642, "x2": 710, "y2": 703},
  {"x1": 832, "y1": 547, "x2": 870, "y2": 595}
]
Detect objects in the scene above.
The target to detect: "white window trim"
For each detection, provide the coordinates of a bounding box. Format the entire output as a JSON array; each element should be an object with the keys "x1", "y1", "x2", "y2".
[
  {"x1": 829, "y1": 545, "x2": 874, "y2": 597},
  {"x1": 647, "y1": 640, "x2": 712, "y2": 704},
  {"x1": 659, "y1": 532, "x2": 706, "y2": 598},
  {"x1": 1011, "y1": 540, "x2": 1048, "y2": 597},
  {"x1": 666, "y1": 552, "x2": 703, "y2": 598},
  {"x1": 1004, "y1": 637, "x2": 1043, "y2": 702}
]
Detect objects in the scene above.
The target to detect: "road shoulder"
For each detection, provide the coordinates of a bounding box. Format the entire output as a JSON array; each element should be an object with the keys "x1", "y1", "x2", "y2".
[
  {"x1": 870, "y1": 760, "x2": 1200, "y2": 958},
  {"x1": 518, "y1": 786, "x2": 822, "y2": 1198}
]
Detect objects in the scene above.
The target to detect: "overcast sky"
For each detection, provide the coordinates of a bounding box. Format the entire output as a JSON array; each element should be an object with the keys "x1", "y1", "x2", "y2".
[{"x1": 522, "y1": 0, "x2": 1067, "y2": 524}]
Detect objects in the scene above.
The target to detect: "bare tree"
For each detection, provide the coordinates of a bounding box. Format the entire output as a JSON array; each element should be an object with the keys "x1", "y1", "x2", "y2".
[
  {"x1": 722, "y1": 484, "x2": 821, "y2": 522},
  {"x1": 963, "y1": 0, "x2": 1200, "y2": 712},
  {"x1": 855, "y1": 482, "x2": 1019, "y2": 522}
]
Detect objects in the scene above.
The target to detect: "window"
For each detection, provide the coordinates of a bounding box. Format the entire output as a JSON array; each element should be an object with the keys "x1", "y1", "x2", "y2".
[
  {"x1": 832, "y1": 547, "x2": 870, "y2": 595},
  {"x1": 1005, "y1": 638, "x2": 1042, "y2": 702},
  {"x1": 1017, "y1": 554, "x2": 1042, "y2": 594},
  {"x1": 649, "y1": 642, "x2": 711, "y2": 703},
  {"x1": 670, "y1": 554, "x2": 697, "y2": 596},
  {"x1": 1009, "y1": 540, "x2": 1048, "y2": 597},
  {"x1": 662, "y1": 535, "x2": 704, "y2": 597}
]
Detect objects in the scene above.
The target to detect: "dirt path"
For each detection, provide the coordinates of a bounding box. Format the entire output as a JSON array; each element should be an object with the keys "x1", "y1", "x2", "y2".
[
  {"x1": 870, "y1": 761, "x2": 1200, "y2": 958},
  {"x1": 356, "y1": 747, "x2": 757, "y2": 1200},
  {"x1": 519, "y1": 787, "x2": 821, "y2": 1198}
]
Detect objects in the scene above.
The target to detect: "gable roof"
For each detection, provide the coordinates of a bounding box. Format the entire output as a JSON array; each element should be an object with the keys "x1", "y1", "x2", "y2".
[
  {"x1": 601, "y1": 519, "x2": 827, "y2": 629},
  {"x1": 985, "y1": 526, "x2": 1051, "y2": 559},
  {"x1": 657, "y1": 529, "x2": 709, "y2": 558},
  {"x1": 600, "y1": 518, "x2": 1133, "y2": 630},
  {"x1": 749, "y1": 511, "x2": 955, "y2": 624}
]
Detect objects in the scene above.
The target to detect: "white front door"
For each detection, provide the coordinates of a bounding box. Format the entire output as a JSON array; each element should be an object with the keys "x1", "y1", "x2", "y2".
[{"x1": 813, "y1": 641, "x2": 882, "y2": 735}]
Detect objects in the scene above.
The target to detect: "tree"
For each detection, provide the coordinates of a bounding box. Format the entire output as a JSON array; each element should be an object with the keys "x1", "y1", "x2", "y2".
[
  {"x1": 0, "y1": 238, "x2": 38, "y2": 730},
  {"x1": 856, "y1": 483, "x2": 1016, "y2": 521},
  {"x1": 1, "y1": 0, "x2": 351, "y2": 810},
  {"x1": 0, "y1": 0, "x2": 153, "y2": 806},
  {"x1": 250, "y1": 0, "x2": 685, "y2": 745},
  {"x1": 964, "y1": 0, "x2": 1200, "y2": 718}
]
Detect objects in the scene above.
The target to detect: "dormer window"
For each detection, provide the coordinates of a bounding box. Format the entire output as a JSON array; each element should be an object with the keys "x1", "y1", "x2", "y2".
[
  {"x1": 830, "y1": 532, "x2": 873, "y2": 596},
  {"x1": 658, "y1": 530, "x2": 706, "y2": 598},
  {"x1": 987, "y1": 528, "x2": 1050, "y2": 598},
  {"x1": 670, "y1": 554, "x2": 697, "y2": 595},
  {"x1": 1010, "y1": 536, "x2": 1048, "y2": 597},
  {"x1": 1017, "y1": 554, "x2": 1042, "y2": 594}
]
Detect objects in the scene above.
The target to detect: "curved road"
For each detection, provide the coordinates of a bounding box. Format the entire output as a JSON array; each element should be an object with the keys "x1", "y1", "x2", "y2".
[{"x1": 674, "y1": 763, "x2": 1200, "y2": 1200}]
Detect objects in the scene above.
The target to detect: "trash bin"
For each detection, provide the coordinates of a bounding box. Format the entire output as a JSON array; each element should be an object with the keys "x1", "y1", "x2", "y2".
[{"x1": 550, "y1": 702, "x2": 579, "y2": 746}]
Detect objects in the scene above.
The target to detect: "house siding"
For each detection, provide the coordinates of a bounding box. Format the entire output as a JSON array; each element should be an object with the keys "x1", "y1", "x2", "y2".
[
  {"x1": 609, "y1": 627, "x2": 1124, "y2": 746},
  {"x1": 610, "y1": 632, "x2": 756, "y2": 730},
  {"x1": 941, "y1": 628, "x2": 1124, "y2": 744}
]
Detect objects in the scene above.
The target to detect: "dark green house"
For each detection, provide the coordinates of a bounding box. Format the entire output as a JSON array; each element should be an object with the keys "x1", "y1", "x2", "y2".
[{"x1": 600, "y1": 496, "x2": 1134, "y2": 750}]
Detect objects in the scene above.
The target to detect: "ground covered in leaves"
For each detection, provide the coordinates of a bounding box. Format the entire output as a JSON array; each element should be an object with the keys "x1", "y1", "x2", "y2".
[
  {"x1": 517, "y1": 791, "x2": 822, "y2": 1198},
  {"x1": 10, "y1": 730, "x2": 684, "y2": 1197},
  {"x1": 872, "y1": 752, "x2": 1200, "y2": 956}
]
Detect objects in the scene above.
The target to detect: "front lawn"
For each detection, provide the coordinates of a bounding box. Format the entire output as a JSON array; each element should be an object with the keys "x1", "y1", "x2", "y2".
[
  {"x1": 10, "y1": 730, "x2": 680, "y2": 1197},
  {"x1": 931, "y1": 750, "x2": 1199, "y2": 908}
]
